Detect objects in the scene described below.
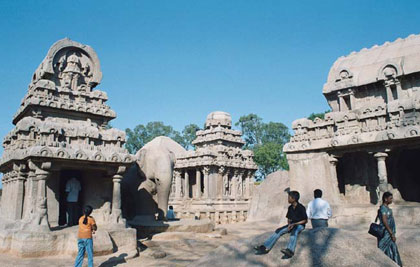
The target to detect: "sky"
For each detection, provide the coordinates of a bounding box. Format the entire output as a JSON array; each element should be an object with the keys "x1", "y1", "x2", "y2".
[{"x1": 0, "y1": 1, "x2": 420, "y2": 180}]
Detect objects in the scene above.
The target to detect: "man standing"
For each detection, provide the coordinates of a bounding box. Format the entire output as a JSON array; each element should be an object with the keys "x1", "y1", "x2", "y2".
[
  {"x1": 254, "y1": 191, "x2": 308, "y2": 258},
  {"x1": 66, "y1": 177, "x2": 81, "y2": 226},
  {"x1": 306, "y1": 189, "x2": 332, "y2": 228}
]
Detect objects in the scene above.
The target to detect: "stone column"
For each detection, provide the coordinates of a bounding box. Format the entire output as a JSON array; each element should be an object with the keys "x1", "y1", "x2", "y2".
[
  {"x1": 328, "y1": 155, "x2": 341, "y2": 203},
  {"x1": 203, "y1": 167, "x2": 210, "y2": 199},
  {"x1": 231, "y1": 170, "x2": 238, "y2": 200},
  {"x1": 244, "y1": 171, "x2": 251, "y2": 199},
  {"x1": 196, "y1": 169, "x2": 202, "y2": 199},
  {"x1": 22, "y1": 170, "x2": 36, "y2": 221},
  {"x1": 0, "y1": 172, "x2": 10, "y2": 218},
  {"x1": 217, "y1": 166, "x2": 225, "y2": 199},
  {"x1": 374, "y1": 152, "x2": 389, "y2": 192},
  {"x1": 184, "y1": 171, "x2": 190, "y2": 199},
  {"x1": 28, "y1": 161, "x2": 51, "y2": 231},
  {"x1": 174, "y1": 170, "x2": 182, "y2": 199},
  {"x1": 111, "y1": 173, "x2": 124, "y2": 224},
  {"x1": 12, "y1": 171, "x2": 26, "y2": 220}
]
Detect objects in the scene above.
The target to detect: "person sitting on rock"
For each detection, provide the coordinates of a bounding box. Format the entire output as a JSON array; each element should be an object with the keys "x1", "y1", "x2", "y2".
[
  {"x1": 254, "y1": 190, "x2": 308, "y2": 258},
  {"x1": 167, "y1": 205, "x2": 176, "y2": 221},
  {"x1": 306, "y1": 189, "x2": 332, "y2": 228}
]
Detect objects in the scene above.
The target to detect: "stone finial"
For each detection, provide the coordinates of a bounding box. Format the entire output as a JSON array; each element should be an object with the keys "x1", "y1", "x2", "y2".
[{"x1": 205, "y1": 111, "x2": 232, "y2": 129}]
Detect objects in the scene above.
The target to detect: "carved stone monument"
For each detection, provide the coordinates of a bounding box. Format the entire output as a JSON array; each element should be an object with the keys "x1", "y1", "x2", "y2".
[
  {"x1": 169, "y1": 111, "x2": 258, "y2": 224},
  {"x1": 0, "y1": 38, "x2": 136, "y2": 257},
  {"x1": 284, "y1": 34, "x2": 420, "y2": 205}
]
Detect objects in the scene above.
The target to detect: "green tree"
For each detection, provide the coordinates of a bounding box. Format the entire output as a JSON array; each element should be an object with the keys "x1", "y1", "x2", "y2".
[
  {"x1": 253, "y1": 143, "x2": 288, "y2": 178},
  {"x1": 125, "y1": 121, "x2": 181, "y2": 154},
  {"x1": 235, "y1": 114, "x2": 290, "y2": 180},
  {"x1": 308, "y1": 110, "x2": 330, "y2": 121},
  {"x1": 125, "y1": 122, "x2": 201, "y2": 154},
  {"x1": 235, "y1": 113, "x2": 263, "y2": 148},
  {"x1": 181, "y1": 123, "x2": 200, "y2": 149}
]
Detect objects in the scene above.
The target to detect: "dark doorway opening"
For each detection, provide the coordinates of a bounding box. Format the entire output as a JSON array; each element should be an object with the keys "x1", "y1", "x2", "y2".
[
  {"x1": 387, "y1": 148, "x2": 420, "y2": 202},
  {"x1": 188, "y1": 170, "x2": 196, "y2": 198},
  {"x1": 58, "y1": 170, "x2": 83, "y2": 226},
  {"x1": 336, "y1": 151, "x2": 379, "y2": 204}
]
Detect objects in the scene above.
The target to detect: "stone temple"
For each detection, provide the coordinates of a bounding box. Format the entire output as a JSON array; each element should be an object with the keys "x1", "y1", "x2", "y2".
[
  {"x1": 0, "y1": 38, "x2": 136, "y2": 256},
  {"x1": 169, "y1": 111, "x2": 258, "y2": 224},
  {"x1": 284, "y1": 34, "x2": 420, "y2": 206}
]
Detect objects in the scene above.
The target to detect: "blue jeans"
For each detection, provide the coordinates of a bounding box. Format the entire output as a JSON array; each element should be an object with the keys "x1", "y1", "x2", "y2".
[
  {"x1": 311, "y1": 219, "x2": 328, "y2": 228},
  {"x1": 263, "y1": 224, "x2": 305, "y2": 253},
  {"x1": 74, "y1": 238, "x2": 93, "y2": 267}
]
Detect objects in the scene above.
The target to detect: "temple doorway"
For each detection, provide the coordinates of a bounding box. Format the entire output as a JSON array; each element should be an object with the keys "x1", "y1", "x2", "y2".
[
  {"x1": 387, "y1": 148, "x2": 420, "y2": 202},
  {"x1": 58, "y1": 170, "x2": 83, "y2": 226},
  {"x1": 336, "y1": 151, "x2": 379, "y2": 204}
]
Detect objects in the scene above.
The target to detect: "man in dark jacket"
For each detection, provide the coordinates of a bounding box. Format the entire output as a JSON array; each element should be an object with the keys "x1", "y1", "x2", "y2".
[{"x1": 254, "y1": 190, "x2": 308, "y2": 258}]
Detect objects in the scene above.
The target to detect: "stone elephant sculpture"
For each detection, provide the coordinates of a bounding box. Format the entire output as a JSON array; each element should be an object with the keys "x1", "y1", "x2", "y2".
[{"x1": 134, "y1": 136, "x2": 186, "y2": 220}]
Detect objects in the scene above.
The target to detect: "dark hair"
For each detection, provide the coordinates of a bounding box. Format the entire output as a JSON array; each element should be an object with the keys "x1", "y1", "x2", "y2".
[
  {"x1": 314, "y1": 189, "x2": 323, "y2": 198},
  {"x1": 382, "y1": 192, "x2": 393, "y2": 203},
  {"x1": 83, "y1": 205, "x2": 93, "y2": 225},
  {"x1": 169, "y1": 206, "x2": 173, "y2": 210},
  {"x1": 288, "y1": 191, "x2": 300, "y2": 202}
]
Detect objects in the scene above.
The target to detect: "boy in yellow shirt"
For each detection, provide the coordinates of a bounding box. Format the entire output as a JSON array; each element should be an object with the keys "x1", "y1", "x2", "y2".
[{"x1": 74, "y1": 205, "x2": 97, "y2": 267}]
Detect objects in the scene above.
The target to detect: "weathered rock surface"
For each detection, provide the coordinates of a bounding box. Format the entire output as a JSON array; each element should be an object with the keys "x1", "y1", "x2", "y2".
[
  {"x1": 192, "y1": 227, "x2": 398, "y2": 267},
  {"x1": 247, "y1": 170, "x2": 289, "y2": 223}
]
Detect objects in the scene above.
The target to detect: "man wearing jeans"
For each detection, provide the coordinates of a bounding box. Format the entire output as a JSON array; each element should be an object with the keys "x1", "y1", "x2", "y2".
[{"x1": 254, "y1": 191, "x2": 308, "y2": 258}]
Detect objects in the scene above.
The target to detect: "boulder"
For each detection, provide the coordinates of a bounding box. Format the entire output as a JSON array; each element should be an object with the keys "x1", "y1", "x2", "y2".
[
  {"x1": 247, "y1": 170, "x2": 290, "y2": 223},
  {"x1": 192, "y1": 227, "x2": 398, "y2": 267}
]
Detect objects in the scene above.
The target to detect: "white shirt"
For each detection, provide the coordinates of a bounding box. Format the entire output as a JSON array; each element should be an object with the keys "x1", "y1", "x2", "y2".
[
  {"x1": 307, "y1": 198, "x2": 332, "y2": 220},
  {"x1": 65, "y1": 178, "x2": 81, "y2": 202},
  {"x1": 167, "y1": 209, "x2": 175, "y2": 220}
]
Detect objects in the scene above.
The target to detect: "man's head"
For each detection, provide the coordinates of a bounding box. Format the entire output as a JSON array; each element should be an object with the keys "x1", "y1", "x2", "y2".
[
  {"x1": 288, "y1": 191, "x2": 300, "y2": 203},
  {"x1": 314, "y1": 189, "x2": 322, "y2": 199},
  {"x1": 169, "y1": 205, "x2": 173, "y2": 210}
]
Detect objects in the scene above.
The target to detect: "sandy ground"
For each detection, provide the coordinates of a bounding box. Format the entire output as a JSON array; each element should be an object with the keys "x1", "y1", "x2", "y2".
[{"x1": 0, "y1": 221, "x2": 416, "y2": 267}]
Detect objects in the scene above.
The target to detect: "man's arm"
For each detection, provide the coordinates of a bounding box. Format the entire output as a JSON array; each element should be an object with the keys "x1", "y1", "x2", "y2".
[
  {"x1": 306, "y1": 202, "x2": 312, "y2": 219},
  {"x1": 327, "y1": 203, "x2": 332, "y2": 218}
]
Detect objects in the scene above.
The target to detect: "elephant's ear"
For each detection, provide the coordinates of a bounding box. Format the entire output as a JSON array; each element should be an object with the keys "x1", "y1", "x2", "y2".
[{"x1": 136, "y1": 148, "x2": 148, "y2": 169}]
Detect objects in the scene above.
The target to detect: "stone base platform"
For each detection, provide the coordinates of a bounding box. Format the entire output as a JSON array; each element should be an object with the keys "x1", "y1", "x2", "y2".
[
  {"x1": 128, "y1": 217, "x2": 215, "y2": 238},
  {"x1": 0, "y1": 226, "x2": 138, "y2": 258}
]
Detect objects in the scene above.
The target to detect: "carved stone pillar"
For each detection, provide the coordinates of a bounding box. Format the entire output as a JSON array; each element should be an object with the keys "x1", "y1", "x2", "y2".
[
  {"x1": 28, "y1": 161, "x2": 52, "y2": 232},
  {"x1": 111, "y1": 173, "x2": 124, "y2": 224},
  {"x1": 217, "y1": 166, "x2": 225, "y2": 199},
  {"x1": 0, "y1": 172, "x2": 10, "y2": 218},
  {"x1": 374, "y1": 152, "x2": 389, "y2": 192},
  {"x1": 231, "y1": 170, "x2": 238, "y2": 200},
  {"x1": 12, "y1": 167, "x2": 26, "y2": 220},
  {"x1": 22, "y1": 170, "x2": 36, "y2": 221},
  {"x1": 196, "y1": 169, "x2": 202, "y2": 199},
  {"x1": 203, "y1": 167, "x2": 210, "y2": 199},
  {"x1": 174, "y1": 170, "x2": 182, "y2": 199},
  {"x1": 184, "y1": 171, "x2": 190, "y2": 199},
  {"x1": 328, "y1": 155, "x2": 341, "y2": 203},
  {"x1": 244, "y1": 171, "x2": 251, "y2": 199}
]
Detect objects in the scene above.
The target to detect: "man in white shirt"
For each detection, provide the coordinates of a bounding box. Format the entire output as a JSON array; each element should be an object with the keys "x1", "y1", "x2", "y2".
[
  {"x1": 306, "y1": 189, "x2": 332, "y2": 228},
  {"x1": 65, "y1": 177, "x2": 81, "y2": 226}
]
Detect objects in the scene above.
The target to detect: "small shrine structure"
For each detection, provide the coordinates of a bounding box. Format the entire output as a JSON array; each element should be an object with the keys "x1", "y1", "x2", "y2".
[{"x1": 169, "y1": 111, "x2": 257, "y2": 224}]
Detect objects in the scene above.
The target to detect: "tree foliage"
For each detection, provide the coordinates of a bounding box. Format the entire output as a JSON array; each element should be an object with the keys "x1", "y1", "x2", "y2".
[
  {"x1": 308, "y1": 110, "x2": 330, "y2": 121},
  {"x1": 235, "y1": 114, "x2": 290, "y2": 180},
  {"x1": 125, "y1": 122, "x2": 200, "y2": 154}
]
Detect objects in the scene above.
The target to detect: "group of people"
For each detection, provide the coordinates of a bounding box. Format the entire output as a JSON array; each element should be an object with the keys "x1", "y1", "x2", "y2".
[
  {"x1": 253, "y1": 189, "x2": 402, "y2": 266},
  {"x1": 253, "y1": 189, "x2": 331, "y2": 258},
  {"x1": 72, "y1": 188, "x2": 403, "y2": 266}
]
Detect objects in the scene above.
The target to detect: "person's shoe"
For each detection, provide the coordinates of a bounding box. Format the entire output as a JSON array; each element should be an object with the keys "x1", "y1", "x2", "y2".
[
  {"x1": 281, "y1": 248, "x2": 294, "y2": 258},
  {"x1": 254, "y1": 245, "x2": 268, "y2": 255}
]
